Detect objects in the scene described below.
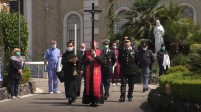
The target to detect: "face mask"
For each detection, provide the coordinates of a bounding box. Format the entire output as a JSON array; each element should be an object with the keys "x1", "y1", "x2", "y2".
[
  {"x1": 161, "y1": 47, "x2": 165, "y2": 51},
  {"x1": 16, "y1": 52, "x2": 21, "y2": 56},
  {"x1": 142, "y1": 47, "x2": 147, "y2": 51},
  {"x1": 67, "y1": 47, "x2": 73, "y2": 52},
  {"x1": 112, "y1": 46, "x2": 117, "y2": 49},
  {"x1": 52, "y1": 44, "x2": 56, "y2": 49},
  {"x1": 104, "y1": 45, "x2": 109, "y2": 50},
  {"x1": 80, "y1": 48, "x2": 86, "y2": 52}
]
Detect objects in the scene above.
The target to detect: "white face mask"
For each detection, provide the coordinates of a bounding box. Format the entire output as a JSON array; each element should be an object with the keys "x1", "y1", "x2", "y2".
[
  {"x1": 112, "y1": 46, "x2": 117, "y2": 49},
  {"x1": 80, "y1": 48, "x2": 86, "y2": 52},
  {"x1": 142, "y1": 47, "x2": 147, "y2": 51},
  {"x1": 67, "y1": 47, "x2": 73, "y2": 52},
  {"x1": 52, "y1": 44, "x2": 56, "y2": 49}
]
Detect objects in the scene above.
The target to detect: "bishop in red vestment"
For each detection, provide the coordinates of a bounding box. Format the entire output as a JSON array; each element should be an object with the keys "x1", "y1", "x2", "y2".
[{"x1": 82, "y1": 41, "x2": 104, "y2": 107}]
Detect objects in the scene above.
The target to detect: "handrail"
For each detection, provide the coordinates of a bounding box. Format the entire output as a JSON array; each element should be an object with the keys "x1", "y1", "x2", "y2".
[
  {"x1": 25, "y1": 61, "x2": 46, "y2": 78},
  {"x1": 25, "y1": 61, "x2": 44, "y2": 65}
]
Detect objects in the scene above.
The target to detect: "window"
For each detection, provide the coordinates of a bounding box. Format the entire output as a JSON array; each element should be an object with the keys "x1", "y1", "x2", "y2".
[
  {"x1": 183, "y1": 6, "x2": 194, "y2": 20},
  {"x1": 67, "y1": 14, "x2": 81, "y2": 48},
  {"x1": 115, "y1": 10, "x2": 127, "y2": 34}
]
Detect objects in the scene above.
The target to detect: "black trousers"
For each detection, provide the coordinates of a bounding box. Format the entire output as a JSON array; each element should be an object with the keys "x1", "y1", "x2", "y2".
[
  {"x1": 76, "y1": 74, "x2": 82, "y2": 96},
  {"x1": 10, "y1": 78, "x2": 20, "y2": 96},
  {"x1": 120, "y1": 75, "x2": 135, "y2": 98},
  {"x1": 102, "y1": 74, "x2": 111, "y2": 97},
  {"x1": 159, "y1": 65, "x2": 168, "y2": 76}
]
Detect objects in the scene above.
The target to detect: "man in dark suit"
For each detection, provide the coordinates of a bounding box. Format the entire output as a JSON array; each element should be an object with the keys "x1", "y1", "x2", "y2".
[
  {"x1": 101, "y1": 39, "x2": 116, "y2": 100},
  {"x1": 76, "y1": 43, "x2": 86, "y2": 96},
  {"x1": 118, "y1": 37, "x2": 137, "y2": 102}
]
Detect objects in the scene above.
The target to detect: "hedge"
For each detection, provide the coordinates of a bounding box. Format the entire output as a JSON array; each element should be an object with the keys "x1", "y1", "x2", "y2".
[
  {"x1": 189, "y1": 44, "x2": 201, "y2": 54},
  {"x1": 166, "y1": 65, "x2": 189, "y2": 74},
  {"x1": 159, "y1": 72, "x2": 201, "y2": 102}
]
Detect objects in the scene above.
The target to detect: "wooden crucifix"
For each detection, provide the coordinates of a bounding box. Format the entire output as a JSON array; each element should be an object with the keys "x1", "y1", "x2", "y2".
[{"x1": 84, "y1": 3, "x2": 102, "y2": 50}]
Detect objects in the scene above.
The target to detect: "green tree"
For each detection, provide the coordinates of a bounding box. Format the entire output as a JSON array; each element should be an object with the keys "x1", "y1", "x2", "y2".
[
  {"x1": 122, "y1": 0, "x2": 164, "y2": 41},
  {"x1": 0, "y1": 11, "x2": 28, "y2": 55},
  {"x1": 0, "y1": 22, "x2": 3, "y2": 46},
  {"x1": 0, "y1": 11, "x2": 29, "y2": 71},
  {"x1": 106, "y1": 0, "x2": 117, "y2": 40}
]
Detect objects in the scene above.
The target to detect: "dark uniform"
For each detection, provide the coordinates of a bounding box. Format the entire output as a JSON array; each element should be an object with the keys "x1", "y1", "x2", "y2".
[
  {"x1": 101, "y1": 48, "x2": 116, "y2": 100},
  {"x1": 118, "y1": 41, "x2": 137, "y2": 102},
  {"x1": 137, "y1": 43, "x2": 154, "y2": 92}
]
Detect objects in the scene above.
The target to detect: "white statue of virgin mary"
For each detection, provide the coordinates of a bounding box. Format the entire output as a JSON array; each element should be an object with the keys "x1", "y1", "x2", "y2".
[{"x1": 153, "y1": 20, "x2": 165, "y2": 53}]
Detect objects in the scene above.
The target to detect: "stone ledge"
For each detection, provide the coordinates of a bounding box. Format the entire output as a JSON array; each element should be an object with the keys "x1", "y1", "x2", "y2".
[
  {"x1": 0, "y1": 80, "x2": 36, "y2": 100},
  {"x1": 148, "y1": 88, "x2": 201, "y2": 112}
]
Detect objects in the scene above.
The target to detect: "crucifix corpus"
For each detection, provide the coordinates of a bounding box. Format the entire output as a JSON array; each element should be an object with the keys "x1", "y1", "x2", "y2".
[{"x1": 84, "y1": 3, "x2": 102, "y2": 50}]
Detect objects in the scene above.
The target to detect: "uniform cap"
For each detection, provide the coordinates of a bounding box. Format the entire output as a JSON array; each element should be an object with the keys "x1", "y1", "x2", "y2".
[
  {"x1": 103, "y1": 39, "x2": 110, "y2": 45},
  {"x1": 124, "y1": 37, "x2": 131, "y2": 42}
]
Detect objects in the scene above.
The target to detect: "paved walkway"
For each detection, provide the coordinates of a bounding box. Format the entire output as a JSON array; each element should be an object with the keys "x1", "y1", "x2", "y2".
[{"x1": 0, "y1": 78, "x2": 157, "y2": 112}]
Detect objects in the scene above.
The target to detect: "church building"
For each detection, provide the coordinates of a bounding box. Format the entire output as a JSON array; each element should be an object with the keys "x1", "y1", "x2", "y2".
[{"x1": 1, "y1": 0, "x2": 200, "y2": 61}]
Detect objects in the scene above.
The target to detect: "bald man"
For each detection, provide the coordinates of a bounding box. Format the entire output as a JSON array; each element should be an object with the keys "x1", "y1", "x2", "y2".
[{"x1": 76, "y1": 43, "x2": 86, "y2": 96}]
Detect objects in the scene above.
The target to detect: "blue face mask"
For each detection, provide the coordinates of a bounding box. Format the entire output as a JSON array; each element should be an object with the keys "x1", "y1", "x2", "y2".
[
  {"x1": 161, "y1": 47, "x2": 165, "y2": 51},
  {"x1": 16, "y1": 52, "x2": 21, "y2": 56}
]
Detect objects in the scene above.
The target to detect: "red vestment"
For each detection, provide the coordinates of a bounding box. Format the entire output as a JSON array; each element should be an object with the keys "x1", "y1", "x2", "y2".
[{"x1": 85, "y1": 49, "x2": 102, "y2": 98}]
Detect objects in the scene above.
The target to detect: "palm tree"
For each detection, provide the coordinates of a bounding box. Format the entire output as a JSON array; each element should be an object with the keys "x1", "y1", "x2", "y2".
[
  {"x1": 157, "y1": 2, "x2": 197, "y2": 56},
  {"x1": 122, "y1": 0, "x2": 164, "y2": 40}
]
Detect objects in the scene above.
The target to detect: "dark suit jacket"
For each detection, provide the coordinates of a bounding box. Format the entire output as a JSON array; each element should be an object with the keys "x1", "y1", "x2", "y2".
[{"x1": 77, "y1": 50, "x2": 86, "y2": 72}]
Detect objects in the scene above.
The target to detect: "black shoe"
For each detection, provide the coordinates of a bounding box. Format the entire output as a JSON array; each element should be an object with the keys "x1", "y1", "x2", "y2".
[
  {"x1": 72, "y1": 97, "x2": 76, "y2": 103},
  {"x1": 143, "y1": 88, "x2": 145, "y2": 92},
  {"x1": 67, "y1": 98, "x2": 73, "y2": 105},
  {"x1": 119, "y1": 97, "x2": 125, "y2": 102},
  {"x1": 143, "y1": 88, "x2": 146, "y2": 92},
  {"x1": 90, "y1": 102, "x2": 94, "y2": 106},
  {"x1": 128, "y1": 98, "x2": 132, "y2": 102},
  {"x1": 104, "y1": 96, "x2": 108, "y2": 100},
  {"x1": 146, "y1": 88, "x2": 148, "y2": 91},
  {"x1": 91, "y1": 102, "x2": 98, "y2": 107}
]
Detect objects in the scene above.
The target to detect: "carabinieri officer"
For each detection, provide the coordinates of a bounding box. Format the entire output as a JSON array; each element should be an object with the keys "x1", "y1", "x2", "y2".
[{"x1": 118, "y1": 37, "x2": 137, "y2": 102}]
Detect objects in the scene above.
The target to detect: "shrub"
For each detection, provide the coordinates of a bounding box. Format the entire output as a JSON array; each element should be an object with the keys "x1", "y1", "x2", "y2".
[
  {"x1": 166, "y1": 65, "x2": 189, "y2": 74},
  {"x1": 159, "y1": 72, "x2": 201, "y2": 102},
  {"x1": 171, "y1": 53, "x2": 188, "y2": 66},
  {"x1": 187, "y1": 49, "x2": 201, "y2": 72},
  {"x1": 19, "y1": 67, "x2": 31, "y2": 84},
  {"x1": 189, "y1": 44, "x2": 201, "y2": 54},
  {"x1": 172, "y1": 79, "x2": 201, "y2": 102}
]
